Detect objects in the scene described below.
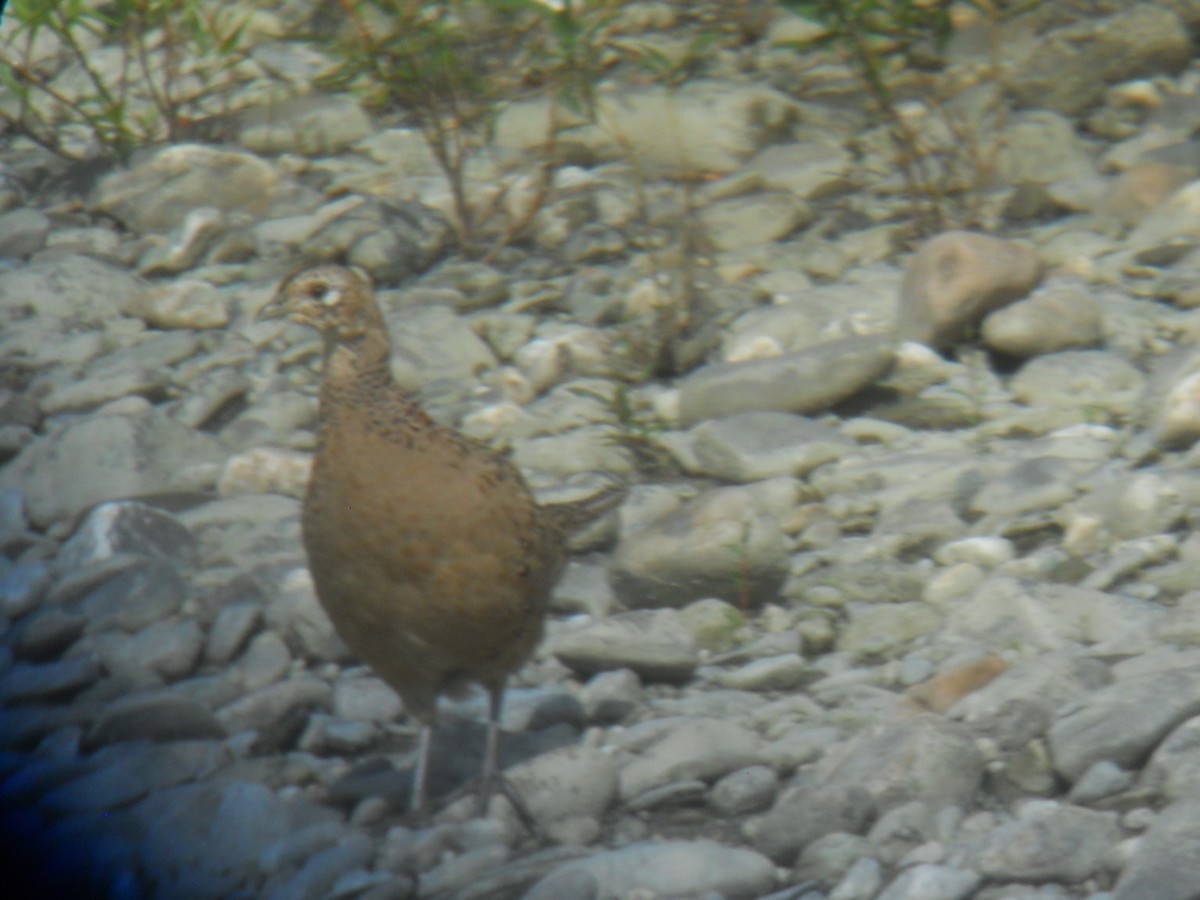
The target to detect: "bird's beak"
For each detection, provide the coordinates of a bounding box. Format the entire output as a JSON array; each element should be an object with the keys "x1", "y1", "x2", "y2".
[{"x1": 256, "y1": 292, "x2": 291, "y2": 323}]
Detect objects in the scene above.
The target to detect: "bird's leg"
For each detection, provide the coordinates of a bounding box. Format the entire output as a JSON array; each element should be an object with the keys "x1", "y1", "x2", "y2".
[
  {"x1": 480, "y1": 683, "x2": 537, "y2": 830},
  {"x1": 478, "y1": 684, "x2": 504, "y2": 814},
  {"x1": 410, "y1": 721, "x2": 434, "y2": 817}
]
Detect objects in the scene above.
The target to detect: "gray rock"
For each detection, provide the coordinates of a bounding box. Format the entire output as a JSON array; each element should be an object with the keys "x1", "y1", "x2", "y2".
[
  {"x1": 831, "y1": 856, "x2": 883, "y2": 900},
  {"x1": 981, "y1": 281, "x2": 1103, "y2": 358},
  {"x1": 1005, "y1": 5, "x2": 1190, "y2": 116},
  {"x1": 39, "y1": 740, "x2": 226, "y2": 816},
  {"x1": 1085, "y1": 471, "x2": 1186, "y2": 541},
  {"x1": 178, "y1": 494, "x2": 302, "y2": 570},
  {"x1": 0, "y1": 254, "x2": 129, "y2": 325},
  {"x1": 73, "y1": 560, "x2": 185, "y2": 634},
  {"x1": 8, "y1": 606, "x2": 87, "y2": 660},
  {"x1": 121, "y1": 619, "x2": 205, "y2": 681},
  {"x1": 499, "y1": 80, "x2": 798, "y2": 174},
  {"x1": 744, "y1": 139, "x2": 854, "y2": 199},
  {"x1": 0, "y1": 558, "x2": 52, "y2": 620},
  {"x1": 838, "y1": 603, "x2": 942, "y2": 661},
  {"x1": 897, "y1": 231, "x2": 1042, "y2": 350},
  {"x1": 91, "y1": 143, "x2": 286, "y2": 234},
  {"x1": 823, "y1": 713, "x2": 984, "y2": 816},
  {"x1": 710, "y1": 764, "x2": 780, "y2": 815},
  {"x1": 876, "y1": 864, "x2": 979, "y2": 900},
  {"x1": 385, "y1": 303, "x2": 497, "y2": 388},
  {"x1": 205, "y1": 602, "x2": 262, "y2": 665},
  {"x1": 1138, "y1": 714, "x2": 1200, "y2": 802},
  {"x1": 753, "y1": 781, "x2": 876, "y2": 863},
  {"x1": 722, "y1": 274, "x2": 899, "y2": 359},
  {"x1": 239, "y1": 94, "x2": 373, "y2": 156},
  {"x1": 974, "y1": 800, "x2": 1119, "y2": 883},
  {"x1": 59, "y1": 500, "x2": 198, "y2": 573},
  {"x1": 135, "y1": 780, "x2": 337, "y2": 898},
  {"x1": 527, "y1": 839, "x2": 776, "y2": 900},
  {"x1": 550, "y1": 560, "x2": 616, "y2": 617},
  {"x1": 0, "y1": 208, "x2": 51, "y2": 257},
  {"x1": 411, "y1": 843, "x2": 511, "y2": 898},
  {"x1": 579, "y1": 668, "x2": 641, "y2": 724},
  {"x1": 617, "y1": 717, "x2": 769, "y2": 801},
  {"x1": 717, "y1": 654, "x2": 809, "y2": 691},
  {"x1": 867, "y1": 801, "x2": 937, "y2": 865},
  {"x1": 136, "y1": 207, "x2": 224, "y2": 276},
  {"x1": 331, "y1": 673, "x2": 403, "y2": 724},
  {"x1": 0, "y1": 655, "x2": 102, "y2": 703},
  {"x1": 84, "y1": 693, "x2": 226, "y2": 749},
  {"x1": 1047, "y1": 667, "x2": 1200, "y2": 782},
  {"x1": 172, "y1": 368, "x2": 254, "y2": 433},
  {"x1": 560, "y1": 223, "x2": 627, "y2": 264},
  {"x1": 792, "y1": 832, "x2": 873, "y2": 888},
  {"x1": 683, "y1": 412, "x2": 851, "y2": 482},
  {"x1": 1112, "y1": 795, "x2": 1200, "y2": 900},
  {"x1": 1008, "y1": 350, "x2": 1143, "y2": 416},
  {"x1": 699, "y1": 191, "x2": 812, "y2": 252},
  {"x1": 0, "y1": 409, "x2": 222, "y2": 528},
  {"x1": 40, "y1": 366, "x2": 172, "y2": 417},
  {"x1": 995, "y1": 111, "x2": 1100, "y2": 186},
  {"x1": 262, "y1": 834, "x2": 374, "y2": 900},
  {"x1": 216, "y1": 676, "x2": 332, "y2": 747},
  {"x1": 265, "y1": 570, "x2": 349, "y2": 663},
  {"x1": 1069, "y1": 760, "x2": 1134, "y2": 804},
  {"x1": 678, "y1": 335, "x2": 895, "y2": 424},
  {"x1": 947, "y1": 576, "x2": 1156, "y2": 654},
  {"x1": 969, "y1": 458, "x2": 1084, "y2": 520},
  {"x1": 609, "y1": 484, "x2": 790, "y2": 610},
  {"x1": 546, "y1": 611, "x2": 698, "y2": 683},
  {"x1": 506, "y1": 745, "x2": 618, "y2": 826},
  {"x1": 121, "y1": 279, "x2": 229, "y2": 330}
]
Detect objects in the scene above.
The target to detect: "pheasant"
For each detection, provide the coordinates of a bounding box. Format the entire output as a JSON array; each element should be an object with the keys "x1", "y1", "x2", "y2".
[{"x1": 258, "y1": 264, "x2": 606, "y2": 818}]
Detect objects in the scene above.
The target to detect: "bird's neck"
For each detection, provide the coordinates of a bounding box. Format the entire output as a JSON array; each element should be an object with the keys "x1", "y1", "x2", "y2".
[{"x1": 318, "y1": 328, "x2": 432, "y2": 431}]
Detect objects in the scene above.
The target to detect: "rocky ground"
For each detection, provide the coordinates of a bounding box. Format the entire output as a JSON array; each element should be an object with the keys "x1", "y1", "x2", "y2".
[{"x1": 5, "y1": 1, "x2": 1200, "y2": 898}]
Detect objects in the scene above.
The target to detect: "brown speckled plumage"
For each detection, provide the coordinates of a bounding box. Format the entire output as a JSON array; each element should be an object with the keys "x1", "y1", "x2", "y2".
[{"x1": 258, "y1": 265, "x2": 568, "y2": 816}]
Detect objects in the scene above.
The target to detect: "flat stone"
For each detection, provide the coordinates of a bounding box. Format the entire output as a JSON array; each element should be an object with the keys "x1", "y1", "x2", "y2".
[
  {"x1": 1113, "y1": 795, "x2": 1200, "y2": 900},
  {"x1": 76, "y1": 560, "x2": 186, "y2": 634},
  {"x1": 1047, "y1": 667, "x2": 1200, "y2": 782},
  {"x1": 678, "y1": 335, "x2": 895, "y2": 424},
  {"x1": 216, "y1": 677, "x2": 332, "y2": 749},
  {"x1": 506, "y1": 745, "x2": 618, "y2": 825},
  {"x1": 39, "y1": 740, "x2": 226, "y2": 816},
  {"x1": 0, "y1": 655, "x2": 102, "y2": 703},
  {"x1": 0, "y1": 409, "x2": 222, "y2": 528},
  {"x1": 546, "y1": 611, "x2": 698, "y2": 683},
  {"x1": 58, "y1": 501, "x2": 198, "y2": 571},
  {"x1": 609, "y1": 484, "x2": 791, "y2": 610},
  {"x1": 527, "y1": 839, "x2": 775, "y2": 900},
  {"x1": 683, "y1": 412, "x2": 851, "y2": 482},
  {"x1": 618, "y1": 717, "x2": 769, "y2": 801},
  {"x1": 204, "y1": 602, "x2": 262, "y2": 665},
  {"x1": 91, "y1": 143, "x2": 285, "y2": 234},
  {"x1": 875, "y1": 864, "x2": 980, "y2": 900},
  {"x1": 974, "y1": 800, "x2": 1119, "y2": 883},
  {"x1": 84, "y1": 693, "x2": 225, "y2": 750},
  {"x1": 751, "y1": 780, "x2": 875, "y2": 863}
]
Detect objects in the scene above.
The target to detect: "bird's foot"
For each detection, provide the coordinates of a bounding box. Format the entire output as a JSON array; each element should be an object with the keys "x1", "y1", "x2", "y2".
[{"x1": 439, "y1": 772, "x2": 538, "y2": 833}]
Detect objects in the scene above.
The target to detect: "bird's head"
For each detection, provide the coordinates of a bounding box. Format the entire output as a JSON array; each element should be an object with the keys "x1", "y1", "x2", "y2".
[{"x1": 258, "y1": 265, "x2": 383, "y2": 342}]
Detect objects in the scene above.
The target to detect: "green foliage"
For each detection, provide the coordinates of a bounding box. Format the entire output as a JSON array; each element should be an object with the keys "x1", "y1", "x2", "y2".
[
  {"x1": 0, "y1": 0, "x2": 251, "y2": 160},
  {"x1": 782, "y1": 0, "x2": 1030, "y2": 233},
  {"x1": 318, "y1": 0, "x2": 620, "y2": 256}
]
